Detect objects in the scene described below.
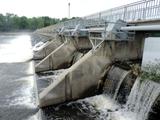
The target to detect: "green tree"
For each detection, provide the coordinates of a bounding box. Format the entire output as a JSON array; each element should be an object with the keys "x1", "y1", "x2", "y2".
[
  {"x1": 0, "y1": 14, "x2": 5, "y2": 31},
  {"x1": 19, "y1": 16, "x2": 28, "y2": 29},
  {"x1": 0, "y1": 13, "x2": 77, "y2": 32}
]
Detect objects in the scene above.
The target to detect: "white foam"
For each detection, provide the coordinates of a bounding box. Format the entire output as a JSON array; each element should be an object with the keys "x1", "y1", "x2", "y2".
[{"x1": 82, "y1": 95, "x2": 120, "y2": 111}]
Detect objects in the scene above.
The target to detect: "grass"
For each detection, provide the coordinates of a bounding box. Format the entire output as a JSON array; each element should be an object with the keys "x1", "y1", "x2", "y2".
[{"x1": 141, "y1": 59, "x2": 160, "y2": 83}]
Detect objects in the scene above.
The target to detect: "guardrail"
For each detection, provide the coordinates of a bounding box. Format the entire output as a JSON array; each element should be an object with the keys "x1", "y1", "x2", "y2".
[
  {"x1": 36, "y1": 0, "x2": 160, "y2": 33},
  {"x1": 84, "y1": 0, "x2": 160, "y2": 21}
]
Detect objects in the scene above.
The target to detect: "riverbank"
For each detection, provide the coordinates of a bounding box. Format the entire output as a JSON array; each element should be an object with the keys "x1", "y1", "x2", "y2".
[{"x1": 0, "y1": 31, "x2": 33, "y2": 35}]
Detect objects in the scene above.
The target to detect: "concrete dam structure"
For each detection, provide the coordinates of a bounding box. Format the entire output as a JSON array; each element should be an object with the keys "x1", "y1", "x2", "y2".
[{"x1": 31, "y1": 0, "x2": 160, "y2": 120}]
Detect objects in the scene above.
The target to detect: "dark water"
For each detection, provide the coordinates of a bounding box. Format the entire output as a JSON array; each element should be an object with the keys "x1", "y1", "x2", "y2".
[
  {"x1": 36, "y1": 71, "x2": 105, "y2": 120},
  {"x1": 41, "y1": 101, "x2": 101, "y2": 120},
  {"x1": 36, "y1": 70, "x2": 122, "y2": 120},
  {"x1": 0, "y1": 34, "x2": 39, "y2": 120}
]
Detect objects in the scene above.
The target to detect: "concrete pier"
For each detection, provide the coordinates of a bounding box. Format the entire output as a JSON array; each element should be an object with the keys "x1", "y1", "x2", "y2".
[
  {"x1": 38, "y1": 38, "x2": 142, "y2": 107},
  {"x1": 35, "y1": 37, "x2": 92, "y2": 72}
]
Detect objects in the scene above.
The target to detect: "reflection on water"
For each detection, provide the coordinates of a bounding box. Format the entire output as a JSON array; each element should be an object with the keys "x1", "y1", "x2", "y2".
[
  {"x1": 0, "y1": 34, "x2": 39, "y2": 120},
  {"x1": 0, "y1": 35, "x2": 33, "y2": 63}
]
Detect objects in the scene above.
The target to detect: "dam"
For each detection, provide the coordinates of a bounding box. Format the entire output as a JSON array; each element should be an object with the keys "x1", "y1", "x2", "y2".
[
  {"x1": 32, "y1": 0, "x2": 160, "y2": 119},
  {"x1": 0, "y1": 0, "x2": 160, "y2": 120},
  {"x1": 30, "y1": 1, "x2": 160, "y2": 120}
]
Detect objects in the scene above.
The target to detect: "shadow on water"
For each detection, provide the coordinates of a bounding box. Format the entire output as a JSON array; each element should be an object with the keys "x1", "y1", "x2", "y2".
[
  {"x1": 41, "y1": 101, "x2": 101, "y2": 120},
  {"x1": 148, "y1": 95, "x2": 160, "y2": 120}
]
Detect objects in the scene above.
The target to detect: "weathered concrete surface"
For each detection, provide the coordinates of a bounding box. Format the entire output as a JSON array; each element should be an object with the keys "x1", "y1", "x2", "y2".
[
  {"x1": 31, "y1": 33, "x2": 53, "y2": 46},
  {"x1": 33, "y1": 36, "x2": 92, "y2": 59},
  {"x1": 33, "y1": 38, "x2": 63, "y2": 60},
  {"x1": 71, "y1": 37, "x2": 92, "y2": 50},
  {"x1": 35, "y1": 37, "x2": 92, "y2": 72},
  {"x1": 39, "y1": 49, "x2": 111, "y2": 107},
  {"x1": 35, "y1": 39, "x2": 76, "y2": 72},
  {"x1": 39, "y1": 38, "x2": 143, "y2": 107}
]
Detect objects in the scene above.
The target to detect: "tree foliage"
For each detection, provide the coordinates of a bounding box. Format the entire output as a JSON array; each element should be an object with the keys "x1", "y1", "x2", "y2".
[{"x1": 0, "y1": 13, "x2": 77, "y2": 32}]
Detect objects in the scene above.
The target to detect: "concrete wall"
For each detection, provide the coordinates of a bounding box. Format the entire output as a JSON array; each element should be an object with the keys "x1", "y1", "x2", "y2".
[
  {"x1": 39, "y1": 38, "x2": 143, "y2": 107},
  {"x1": 71, "y1": 37, "x2": 92, "y2": 50},
  {"x1": 35, "y1": 39, "x2": 76, "y2": 72},
  {"x1": 33, "y1": 38, "x2": 63, "y2": 60},
  {"x1": 35, "y1": 37, "x2": 92, "y2": 72}
]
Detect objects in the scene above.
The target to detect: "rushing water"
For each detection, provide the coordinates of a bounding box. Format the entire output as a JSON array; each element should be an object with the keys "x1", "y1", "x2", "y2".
[
  {"x1": 38, "y1": 46, "x2": 160, "y2": 120},
  {"x1": 36, "y1": 70, "x2": 65, "y2": 93},
  {"x1": 1, "y1": 34, "x2": 160, "y2": 120},
  {"x1": 125, "y1": 78, "x2": 160, "y2": 120},
  {"x1": 0, "y1": 34, "x2": 39, "y2": 120},
  {"x1": 34, "y1": 36, "x2": 160, "y2": 120},
  {"x1": 38, "y1": 66, "x2": 130, "y2": 120}
]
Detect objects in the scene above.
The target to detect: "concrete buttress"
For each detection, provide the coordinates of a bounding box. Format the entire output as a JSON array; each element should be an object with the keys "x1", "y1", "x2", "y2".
[{"x1": 38, "y1": 38, "x2": 142, "y2": 107}]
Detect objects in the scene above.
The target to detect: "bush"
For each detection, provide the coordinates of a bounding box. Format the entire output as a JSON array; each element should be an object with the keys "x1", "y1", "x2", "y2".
[{"x1": 141, "y1": 59, "x2": 160, "y2": 83}]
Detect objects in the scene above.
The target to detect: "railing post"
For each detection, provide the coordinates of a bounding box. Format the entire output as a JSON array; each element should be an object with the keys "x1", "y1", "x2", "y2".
[
  {"x1": 99, "y1": 13, "x2": 101, "y2": 19},
  {"x1": 143, "y1": 0, "x2": 148, "y2": 20},
  {"x1": 110, "y1": 10, "x2": 113, "y2": 21},
  {"x1": 123, "y1": 6, "x2": 127, "y2": 21}
]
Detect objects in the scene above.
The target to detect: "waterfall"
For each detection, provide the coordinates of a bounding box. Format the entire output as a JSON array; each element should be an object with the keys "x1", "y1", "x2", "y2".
[
  {"x1": 125, "y1": 78, "x2": 160, "y2": 120},
  {"x1": 113, "y1": 70, "x2": 131, "y2": 100},
  {"x1": 103, "y1": 66, "x2": 129, "y2": 100},
  {"x1": 109, "y1": 37, "x2": 160, "y2": 120}
]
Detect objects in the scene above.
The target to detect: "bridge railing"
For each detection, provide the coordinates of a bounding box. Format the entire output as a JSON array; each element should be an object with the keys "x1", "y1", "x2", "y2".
[
  {"x1": 56, "y1": 0, "x2": 160, "y2": 29},
  {"x1": 36, "y1": 0, "x2": 160, "y2": 33},
  {"x1": 84, "y1": 0, "x2": 160, "y2": 22}
]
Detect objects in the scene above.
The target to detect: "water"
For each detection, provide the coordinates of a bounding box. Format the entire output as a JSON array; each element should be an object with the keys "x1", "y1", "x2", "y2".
[
  {"x1": 121, "y1": 38, "x2": 160, "y2": 120},
  {"x1": 41, "y1": 101, "x2": 100, "y2": 120},
  {"x1": 39, "y1": 69, "x2": 160, "y2": 120},
  {"x1": 36, "y1": 70, "x2": 65, "y2": 93},
  {"x1": 0, "y1": 34, "x2": 39, "y2": 120},
  {"x1": 103, "y1": 66, "x2": 129, "y2": 98},
  {"x1": 125, "y1": 78, "x2": 160, "y2": 120},
  {"x1": 110, "y1": 37, "x2": 160, "y2": 120},
  {"x1": 1, "y1": 34, "x2": 160, "y2": 120},
  {"x1": 39, "y1": 66, "x2": 129, "y2": 120}
]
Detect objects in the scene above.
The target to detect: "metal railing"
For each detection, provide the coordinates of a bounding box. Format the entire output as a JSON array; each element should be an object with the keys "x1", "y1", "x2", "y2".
[
  {"x1": 84, "y1": 0, "x2": 160, "y2": 22},
  {"x1": 36, "y1": 0, "x2": 160, "y2": 33}
]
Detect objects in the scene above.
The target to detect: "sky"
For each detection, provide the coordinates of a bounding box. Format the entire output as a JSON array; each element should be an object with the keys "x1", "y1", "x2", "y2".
[{"x1": 0, "y1": 0, "x2": 140, "y2": 18}]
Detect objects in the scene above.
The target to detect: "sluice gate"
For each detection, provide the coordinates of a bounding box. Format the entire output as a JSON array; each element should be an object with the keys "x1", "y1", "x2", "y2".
[
  {"x1": 31, "y1": 2, "x2": 160, "y2": 120},
  {"x1": 32, "y1": 20, "x2": 142, "y2": 107}
]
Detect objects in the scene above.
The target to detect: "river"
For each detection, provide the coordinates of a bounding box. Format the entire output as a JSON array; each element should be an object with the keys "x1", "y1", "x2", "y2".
[
  {"x1": 0, "y1": 34, "x2": 159, "y2": 120},
  {"x1": 0, "y1": 34, "x2": 101, "y2": 120},
  {"x1": 0, "y1": 34, "x2": 39, "y2": 120}
]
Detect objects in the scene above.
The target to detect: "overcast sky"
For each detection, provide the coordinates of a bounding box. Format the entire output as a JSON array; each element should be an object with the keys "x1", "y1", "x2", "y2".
[{"x1": 0, "y1": 0, "x2": 140, "y2": 18}]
